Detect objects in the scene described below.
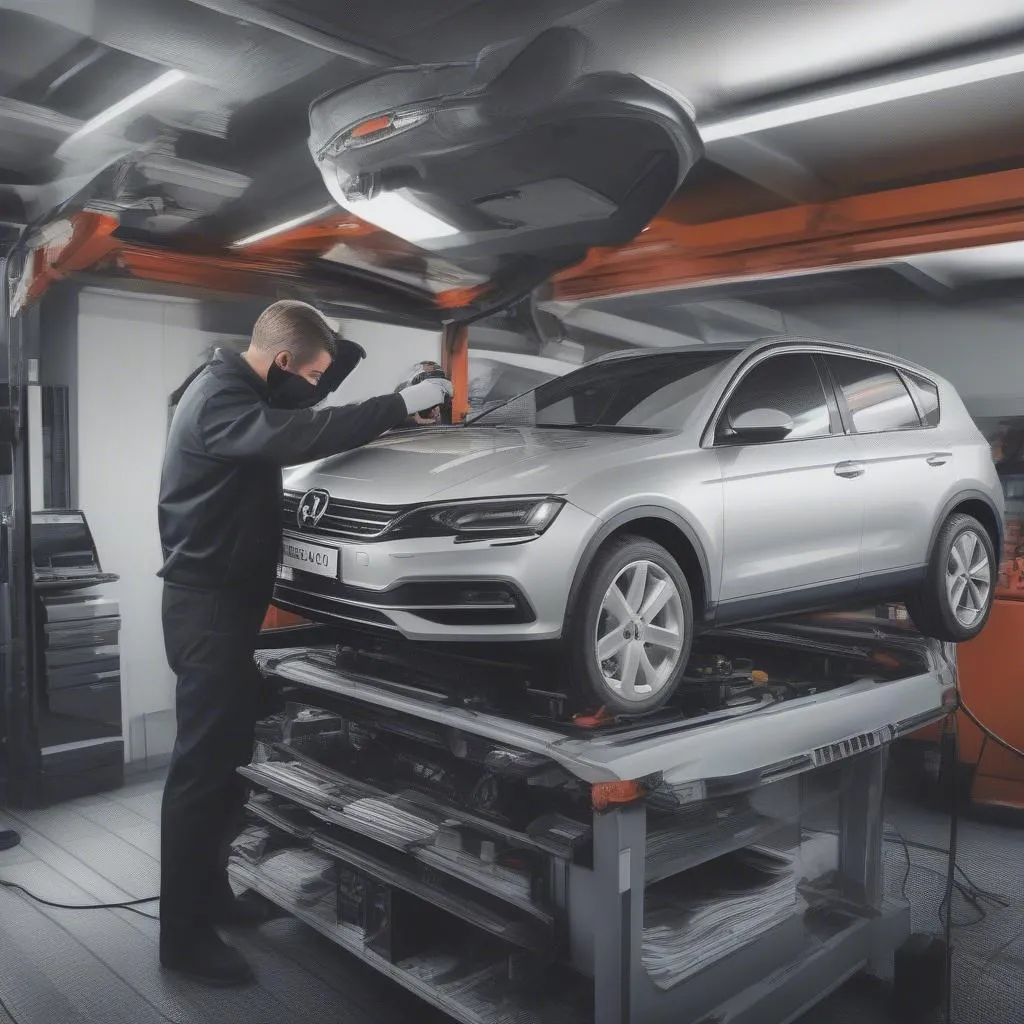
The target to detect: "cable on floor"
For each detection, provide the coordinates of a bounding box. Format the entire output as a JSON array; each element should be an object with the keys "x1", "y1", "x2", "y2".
[
  {"x1": 0, "y1": 878, "x2": 159, "y2": 920},
  {"x1": 884, "y1": 829, "x2": 1003, "y2": 928},
  {"x1": 898, "y1": 835, "x2": 1008, "y2": 901},
  {"x1": 957, "y1": 695, "x2": 1024, "y2": 761}
]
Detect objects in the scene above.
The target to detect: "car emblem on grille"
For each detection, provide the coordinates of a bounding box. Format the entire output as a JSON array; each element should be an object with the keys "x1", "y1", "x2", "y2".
[{"x1": 297, "y1": 488, "x2": 331, "y2": 529}]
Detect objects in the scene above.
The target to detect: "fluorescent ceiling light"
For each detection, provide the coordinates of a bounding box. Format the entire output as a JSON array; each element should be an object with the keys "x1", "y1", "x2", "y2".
[
  {"x1": 61, "y1": 69, "x2": 188, "y2": 147},
  {"x1": 232, "y1": 203, "x2": 336, "y2": 247},
  {"x1": 903, "y1": 239, "x2": 1024, "y2": 286},
  {"x1": 700, "y1": 50, "x2": 1024, "y2": 142},
  {"x1": 341, "y1": 190, "x2": 459, "y2": 242}
]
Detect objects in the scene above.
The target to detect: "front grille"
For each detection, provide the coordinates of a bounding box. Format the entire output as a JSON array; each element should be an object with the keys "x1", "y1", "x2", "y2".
[{"x1": 282, "y1": 490, "x2": 402, "y2": 540}]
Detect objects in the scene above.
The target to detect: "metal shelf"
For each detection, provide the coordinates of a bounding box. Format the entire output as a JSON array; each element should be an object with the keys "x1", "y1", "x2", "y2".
[
  {"x1": 229, "y1": 863, "x2": 589, "y2": 1024},
  {"x1": 645, "y1": 808, "x2": 787, "y2": 885},
  {"x1": 245, "y1": 790, "x2": 554, "y2": 926},
  {"x1": 247, "y1": 621, "x2": 946, "y2": 1024}
]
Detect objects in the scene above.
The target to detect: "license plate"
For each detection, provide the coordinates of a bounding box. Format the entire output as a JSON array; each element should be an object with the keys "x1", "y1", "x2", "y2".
[{"x1": 281, "y1": 537, "x2": 340, "y2": 580}]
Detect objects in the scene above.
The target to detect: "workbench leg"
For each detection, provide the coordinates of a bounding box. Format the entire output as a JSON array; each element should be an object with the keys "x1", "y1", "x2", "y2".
[
  {"x1": 838, "y1": 748, "x2": 887, "y2": 909},
  {"x1": 592, "y1": 802, "x2": 646, "y2": 1024}
]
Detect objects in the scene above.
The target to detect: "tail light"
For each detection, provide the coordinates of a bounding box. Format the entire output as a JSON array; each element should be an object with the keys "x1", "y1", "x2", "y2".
[{"x1": 326, "y1": 109, "x2": 432, "y2": 155}]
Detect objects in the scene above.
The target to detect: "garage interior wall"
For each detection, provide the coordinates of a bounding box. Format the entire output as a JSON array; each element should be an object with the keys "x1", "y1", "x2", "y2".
[
  {"x1": 69, "y1": 290, "x2": 438, "y2": 770},
  {"x1": 75, "y1": 289, "x2": 243, "y2": 768},
  {"x1": 617, "y1": 289, "x2": 1024, "y2": 420},
  {"x1": 325, "y1": 318, "x2": 442, "y2": 405},
  {"x1": 764, "y1": 295, "x2": 1024, "y2": 418}
]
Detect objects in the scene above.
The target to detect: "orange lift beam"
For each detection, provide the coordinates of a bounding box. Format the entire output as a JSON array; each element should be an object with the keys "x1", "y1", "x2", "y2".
[{"x1": 554, "y1": 167, "x2": 1024, "y2": 301}]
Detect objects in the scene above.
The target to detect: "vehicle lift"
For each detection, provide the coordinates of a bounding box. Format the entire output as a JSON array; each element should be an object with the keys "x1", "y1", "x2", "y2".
[{"x1": 233, "y1": 616, "x2": 956, "y2": 1024}]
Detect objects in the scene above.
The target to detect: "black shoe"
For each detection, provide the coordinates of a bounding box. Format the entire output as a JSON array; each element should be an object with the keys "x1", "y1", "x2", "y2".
[
  {"x1": 210, "y1": 890, "x2": 279, "y2": 928},
  {"x1": 160, "y1": 929, "x2": 255, "y2": 987},
  {"x1": 0, "y1": 830, "x2": 20, "y2": 852}
]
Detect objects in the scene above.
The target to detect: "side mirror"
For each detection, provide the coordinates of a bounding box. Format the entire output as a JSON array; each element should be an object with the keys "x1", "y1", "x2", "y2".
[{"x1": 726, "y1": 407, "x2": 795, "y2": 442}]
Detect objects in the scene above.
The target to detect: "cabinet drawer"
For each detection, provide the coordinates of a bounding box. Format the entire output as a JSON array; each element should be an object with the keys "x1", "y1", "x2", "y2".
[{"x1": 48, "y1": 680, "x2": 122, "y2": 727}]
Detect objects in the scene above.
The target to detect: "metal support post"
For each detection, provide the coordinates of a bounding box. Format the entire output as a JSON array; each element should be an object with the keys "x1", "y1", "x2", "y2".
[
  {"x1": 592, "y1": 801, "x2": 646, "y2": 1024},
  {"x1": 838, "y1": 747, "x2": 887, "y2": 910}
]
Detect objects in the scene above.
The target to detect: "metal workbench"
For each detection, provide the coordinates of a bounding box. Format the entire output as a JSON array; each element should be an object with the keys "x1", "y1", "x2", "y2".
[{"x1": 232, "y1": 616, "x2": 955, "y2": 1024}]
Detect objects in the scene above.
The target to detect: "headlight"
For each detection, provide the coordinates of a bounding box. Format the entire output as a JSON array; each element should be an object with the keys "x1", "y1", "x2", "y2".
[{"x1": 392, "y1": 497, "x2": 564, "y2": 543}]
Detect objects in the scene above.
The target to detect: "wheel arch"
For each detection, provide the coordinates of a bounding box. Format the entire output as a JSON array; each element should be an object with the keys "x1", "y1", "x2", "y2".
[
  {"x1": 565, "y1": 507, "x2": 714, "y2": 627},
  {"x1": 928, "y1": 490, "x2": 1003, "y2": 564}
]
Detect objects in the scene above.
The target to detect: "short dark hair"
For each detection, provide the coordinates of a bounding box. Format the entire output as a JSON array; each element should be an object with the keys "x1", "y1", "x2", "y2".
[{"x1": 250, "y1": 300, "x2": 336, "y2": 365}]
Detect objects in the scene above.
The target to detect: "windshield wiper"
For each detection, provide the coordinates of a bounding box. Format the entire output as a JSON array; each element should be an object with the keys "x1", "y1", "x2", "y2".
[{"x1": 533, "y1": 423, "x2": 664, "y2": 434}]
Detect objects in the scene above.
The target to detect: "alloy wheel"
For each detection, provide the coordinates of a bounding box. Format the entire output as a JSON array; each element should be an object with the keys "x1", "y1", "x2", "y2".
[
  {"x1": 594, "y1": 559, "x2": 686, "y2": 703},
  {"x1": 945, "y1": 529, "x2": 992, "y2": 629}
]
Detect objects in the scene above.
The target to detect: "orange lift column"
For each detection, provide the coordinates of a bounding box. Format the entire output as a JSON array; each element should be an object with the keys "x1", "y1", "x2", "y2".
[{"x1": 442, "y1": 323, "x2": 470, "y2": 423}]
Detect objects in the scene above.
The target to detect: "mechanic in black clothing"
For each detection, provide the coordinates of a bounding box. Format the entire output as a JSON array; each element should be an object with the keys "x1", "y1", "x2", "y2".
[{"x1": 156, "y1": 300, "x2": 453, "y2": 986}]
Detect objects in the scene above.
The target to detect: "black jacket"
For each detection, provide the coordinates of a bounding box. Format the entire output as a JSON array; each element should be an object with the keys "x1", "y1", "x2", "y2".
[{"x1": 158, "y1": 348, "x2": 406, "y2": 590}]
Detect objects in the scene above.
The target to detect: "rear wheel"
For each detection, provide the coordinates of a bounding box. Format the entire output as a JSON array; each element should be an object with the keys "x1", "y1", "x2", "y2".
[
  {"x1": 565, "y1": 536, "x2": 694, "y2": 716},
  {"x1": 906, "y1": 513, "x2": 995, "y2": 642}
]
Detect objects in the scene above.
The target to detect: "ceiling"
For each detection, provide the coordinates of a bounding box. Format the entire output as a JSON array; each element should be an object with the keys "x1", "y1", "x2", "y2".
[{"x1": 4, "y1": 0, "x2": 1024, "y2": 309}]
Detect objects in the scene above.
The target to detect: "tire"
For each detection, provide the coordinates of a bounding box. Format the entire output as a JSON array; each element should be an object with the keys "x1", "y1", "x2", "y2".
[
  {"x1": 906, "y1": 513, "x2": 996, "y2": 643},
  {"x1": 565, "y1": 535, "x2": 694, "y2": 716}
]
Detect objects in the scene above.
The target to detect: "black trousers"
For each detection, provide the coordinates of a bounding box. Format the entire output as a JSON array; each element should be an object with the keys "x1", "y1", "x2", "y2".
[{"x1": 159, "y1": 580, "x2": 274, "y2": 943}]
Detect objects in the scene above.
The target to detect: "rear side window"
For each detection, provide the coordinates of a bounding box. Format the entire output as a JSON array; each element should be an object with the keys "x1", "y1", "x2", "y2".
[
  {"x1": 905, "y1": 372, "x2": 940, "y2": 427},
  {"x1": 826, "y1": 356, "x2": 921, "y2": 433}
]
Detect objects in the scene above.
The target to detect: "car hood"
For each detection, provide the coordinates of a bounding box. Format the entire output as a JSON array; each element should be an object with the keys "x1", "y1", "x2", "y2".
[{"x1": 284, "y1": 426, "x2": 667, "y2": 505}]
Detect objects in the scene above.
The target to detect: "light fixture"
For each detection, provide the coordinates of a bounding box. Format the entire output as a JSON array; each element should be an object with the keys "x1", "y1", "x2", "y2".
[
  {"x1": 340, "y1": 190, "x2": 459, "y2": 243},
  {"x1": 60, "y1": 69, "x2": 188, "y2": 148},
  {"x1": 903, "y1": 239, "x2": 1024, "y2": 286},
  {"x1": 232, "y1": 204, "x2": 336, "y2": 248},
  {"x1": 700, "y1": 50, "x2": 1024, "y2": 141}
]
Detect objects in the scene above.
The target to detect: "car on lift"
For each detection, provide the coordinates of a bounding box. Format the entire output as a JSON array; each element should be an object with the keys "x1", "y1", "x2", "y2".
[{"x1": 276, "y1": 337, "x2": 1003, "y2": 715}]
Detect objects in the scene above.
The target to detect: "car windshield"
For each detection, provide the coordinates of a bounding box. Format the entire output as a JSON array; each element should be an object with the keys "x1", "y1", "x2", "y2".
[{"x1": 469, "y1": 351, "x2": 739, "y2": 431}]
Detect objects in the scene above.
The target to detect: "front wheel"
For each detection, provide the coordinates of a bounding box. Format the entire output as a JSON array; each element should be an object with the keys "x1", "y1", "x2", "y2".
[
  {"x1": 565, "y1": 536, "x2": 694, "y2": 716},
  {"x1": 906, "y1": 513, "x2": 996, "y2": 642}
]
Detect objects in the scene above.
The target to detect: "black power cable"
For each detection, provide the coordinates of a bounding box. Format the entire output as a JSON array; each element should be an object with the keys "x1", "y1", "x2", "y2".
[
  {"x1": 957, "y1": 695, "x2": 1024, "y2": 761},
  {"x1": 885, "y1": 828, "x2": 1004, "y2": 928},
  {"x1": 0, "y1": 878, "x2": 159, "y2": 920},
  {"x1": 942, "y1": 717, "x2": 959, "y2": 1024}
]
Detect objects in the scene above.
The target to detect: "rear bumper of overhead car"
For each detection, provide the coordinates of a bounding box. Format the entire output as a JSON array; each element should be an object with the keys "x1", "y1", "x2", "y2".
[{"x1": 272, "y1": 501, "x2": 596, "y2": 643}]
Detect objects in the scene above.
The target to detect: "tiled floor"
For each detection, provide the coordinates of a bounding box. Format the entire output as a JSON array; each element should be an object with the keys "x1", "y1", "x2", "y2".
[
  {"x1": 0, "y1": 772, "x2": 443, "y2": 1024},
  {"x1": 0, "y1": 773, "x2": 1020, "y2": 1024}
]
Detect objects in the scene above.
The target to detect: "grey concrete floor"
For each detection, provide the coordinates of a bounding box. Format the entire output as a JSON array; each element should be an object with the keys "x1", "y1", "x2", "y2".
[{"x1": 0, "y1": 773, "x2": 1019, "y2": 1024}]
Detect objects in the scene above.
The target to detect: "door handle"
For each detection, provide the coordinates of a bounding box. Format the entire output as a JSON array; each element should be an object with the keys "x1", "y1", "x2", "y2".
[
  {"x1": 926, "y1": 452, "x2": 951, "y2": 467},
  {"x1": 834, "y1": 461, "x2": 865, "y2": 479}
]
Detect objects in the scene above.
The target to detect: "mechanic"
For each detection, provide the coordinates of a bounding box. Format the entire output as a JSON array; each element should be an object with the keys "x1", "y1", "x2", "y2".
[
  {"x1": 393, "y1": 360, "x2": 453, "y2": 428},
  {"x1": 156, "y1": 300, "x2": 452, "y2": 987}
]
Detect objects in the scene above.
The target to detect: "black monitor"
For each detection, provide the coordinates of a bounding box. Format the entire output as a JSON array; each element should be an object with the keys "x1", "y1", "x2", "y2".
[{"x1": 31, "y1": 511, "x2": 102, "y2": 573}]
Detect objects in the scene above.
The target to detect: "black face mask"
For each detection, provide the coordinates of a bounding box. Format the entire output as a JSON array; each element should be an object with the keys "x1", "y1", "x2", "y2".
[
  {"x1": 266, "y1": 363, "x2": 320, "y2": 409},
  {"x1": 266, "y1": 341, "x2": 362, "y2": 410}
]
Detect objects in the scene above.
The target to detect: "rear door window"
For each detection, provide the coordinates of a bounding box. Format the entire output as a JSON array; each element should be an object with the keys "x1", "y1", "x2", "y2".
[
  {"x1": 826, "y1": 355, "x2": 922, "y2": 433},
  {"x1": 905, "y1": 372, "x2": 941, "y2": 427}
]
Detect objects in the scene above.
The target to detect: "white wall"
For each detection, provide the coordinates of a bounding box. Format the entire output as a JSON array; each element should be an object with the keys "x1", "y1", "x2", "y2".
[
  {"x1": 76, "y1": 289, "x2": 247, "y2": 767},
  {"x1": 73, "y1": 296, "x2": 438, "y2": 767},
  {"x1": 325, "y1": 318, "x2": 441, "y2": 405}
]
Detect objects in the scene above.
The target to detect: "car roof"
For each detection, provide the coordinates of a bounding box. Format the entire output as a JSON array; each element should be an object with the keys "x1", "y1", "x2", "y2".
[{"x1": 590, "y1": 335, "x2": 941, "y2": 381}]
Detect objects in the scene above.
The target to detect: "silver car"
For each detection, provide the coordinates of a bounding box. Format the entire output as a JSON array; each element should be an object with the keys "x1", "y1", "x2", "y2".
[{"x1": 276, "y1": 337, "x2": 1003, "y2": 714}]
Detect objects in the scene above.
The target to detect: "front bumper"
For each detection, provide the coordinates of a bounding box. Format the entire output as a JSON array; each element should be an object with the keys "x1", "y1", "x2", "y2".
[{"x1": 273, "y1": 501, "x2": 596, "y2": 642}]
